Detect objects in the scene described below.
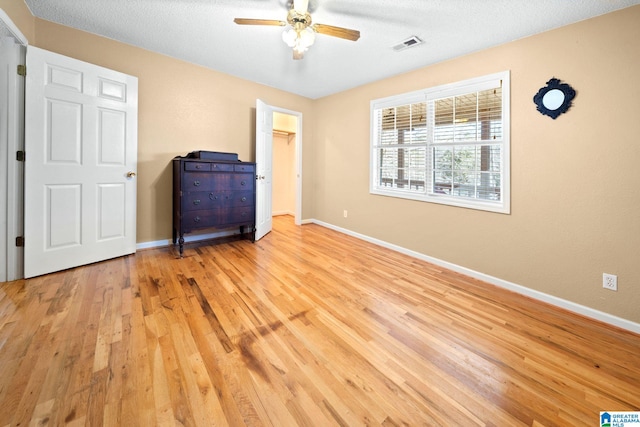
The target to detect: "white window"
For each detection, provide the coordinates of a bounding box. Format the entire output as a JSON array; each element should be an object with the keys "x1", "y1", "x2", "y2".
[{"x1": 370, "y1": 71, "x2": 510, "y2": 214}]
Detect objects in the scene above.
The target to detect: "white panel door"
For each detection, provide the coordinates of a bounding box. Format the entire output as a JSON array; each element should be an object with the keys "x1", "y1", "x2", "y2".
[
  {"x1": 255, "y1": 99, "x2": 273, "y2": 241},
  {"x1": 24, "y1": 46, "x2": 138, "y2": 278}
]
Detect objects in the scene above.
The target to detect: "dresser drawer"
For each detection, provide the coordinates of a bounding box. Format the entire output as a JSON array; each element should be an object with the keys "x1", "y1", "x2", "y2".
[
  {"x1": 183, "y1": 190, "x2": 253, "y2": 211},
  {"x1": 227, "y1": 191, "x2": 254, "y2": 207},
  {"x1": 183, "y1": 172, "x2": 229, "y2": 190},
  {"x1": 182, "y1": 191, "x2": 225, "y2": 211},
  {"x1": 184, "y1": 162, "x2": 237, "y2": 172},
  {"x1": 231, "y1": 174, "x2": 254, "y2": 190},
  {"x1": 225, "y1": 206, "x2": 255, "y2": 224},
  {"x1": 184, "y1": 162, "x2": 210, "y2": 171},
  {"x1": 211, "y1": 163, "x2": 234, "y2": 172},
  {"x1": 183, "y1": 207, "x2": 254, "y2": 230},
  {"x1": 234, "y1": 164, "x2": 255, "y2": 173}
]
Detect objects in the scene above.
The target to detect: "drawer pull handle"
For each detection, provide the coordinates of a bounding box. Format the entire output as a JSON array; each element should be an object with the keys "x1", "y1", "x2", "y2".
[
  {"x1": 240, "y1": 180, "x2": 246, "y2": 186},
  {"x1": 241, "y1": 197, "x2": 247, "y2": 202},
  {"x1": 194, "y1": 216, "x2": 201, "y2": 223},
  {"x1": 241, "y1": 212, "x2": 247, "y2": 217},
  {"x1": 209, "y1": 193, "x2": 217, "y2": 200},
  {"x1": 193, "y1": 180, "x2": 200, "y2": 187},
  {"x1": 195, "y1": 164, "x2": 203, "y2": 169},
  {"x1": 193, "y1": 199, "x2": 201, "y2": 205}
]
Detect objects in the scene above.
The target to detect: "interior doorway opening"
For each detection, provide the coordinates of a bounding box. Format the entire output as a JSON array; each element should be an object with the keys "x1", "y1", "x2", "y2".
[{"x1": 272, "y1": 111, "x2": 298, "y2": 220}]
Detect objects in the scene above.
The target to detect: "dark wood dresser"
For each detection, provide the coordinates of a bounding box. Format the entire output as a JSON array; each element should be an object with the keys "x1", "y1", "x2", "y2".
[{"x1": 172, "y1": 151, "x2": 256, "y2": 256}]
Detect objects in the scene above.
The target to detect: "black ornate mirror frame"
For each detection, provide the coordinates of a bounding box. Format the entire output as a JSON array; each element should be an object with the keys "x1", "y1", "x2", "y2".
[{"x1": 533, "y1": 78, "x2": 576, "y2": 119}]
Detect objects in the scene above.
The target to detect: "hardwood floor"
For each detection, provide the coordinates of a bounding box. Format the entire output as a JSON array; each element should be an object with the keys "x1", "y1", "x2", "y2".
[{"x1": 1, "y1": 215, "x2": 638, "y2": 426}]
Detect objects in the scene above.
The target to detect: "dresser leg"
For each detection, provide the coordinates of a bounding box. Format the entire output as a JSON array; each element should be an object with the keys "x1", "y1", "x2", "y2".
[{"x1": 178, "y1": 235, "x2": 184, "y2": 258}]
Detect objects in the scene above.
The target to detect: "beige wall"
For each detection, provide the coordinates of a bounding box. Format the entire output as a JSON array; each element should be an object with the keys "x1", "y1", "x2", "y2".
[
  {"x1": 3, "y1": 2, "x2": 639, "y2": 323},
  {"x1": 313, "y1": 6, "x2": 640, "y2": 323},
  {"x1": 0, "y1": 0, "x2": 34, "y2": 41}
]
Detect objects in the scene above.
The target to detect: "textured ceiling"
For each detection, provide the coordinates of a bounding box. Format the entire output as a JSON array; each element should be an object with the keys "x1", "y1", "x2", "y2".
[{"x1": 23, "y1": 0, "x2": 640, "y2": 99}]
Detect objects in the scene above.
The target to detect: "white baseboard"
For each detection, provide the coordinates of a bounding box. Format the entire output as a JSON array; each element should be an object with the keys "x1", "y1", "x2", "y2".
[{"x1": 310, "y1": 219, "x2": 640, "y2": 335}]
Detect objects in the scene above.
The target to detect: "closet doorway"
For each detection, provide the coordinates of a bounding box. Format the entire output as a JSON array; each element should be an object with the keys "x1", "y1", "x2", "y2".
[{"x1": 272, "y1": 112, "x2": 299, "y2": 220}]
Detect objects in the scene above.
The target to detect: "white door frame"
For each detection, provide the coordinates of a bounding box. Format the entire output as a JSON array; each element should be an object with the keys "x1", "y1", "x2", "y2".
[
  {"x1": 0, "y1": 9, "x2": 27, "y2": 282},
  {"x1": 271, "y1": 106, "x2": 302, "y2": 225}
]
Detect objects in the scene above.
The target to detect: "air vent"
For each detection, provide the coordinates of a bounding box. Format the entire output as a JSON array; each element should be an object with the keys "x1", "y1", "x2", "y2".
[{"x1": 392, "y1": 36, "x2": 424, "y2": 52}]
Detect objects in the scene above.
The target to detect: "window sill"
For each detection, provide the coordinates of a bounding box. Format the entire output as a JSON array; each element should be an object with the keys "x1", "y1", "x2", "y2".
[{"x1": 370, "y1": 187, "x2": 510, "y2": 214}]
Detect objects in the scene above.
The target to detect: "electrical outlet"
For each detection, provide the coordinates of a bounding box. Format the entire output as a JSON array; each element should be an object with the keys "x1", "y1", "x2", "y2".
[
  {"x1": 603, "y1": 273, "x2": 617, "y2": 291},
  {"x1": 343, "y1": 210, "x2": 348, "y2": 218}
]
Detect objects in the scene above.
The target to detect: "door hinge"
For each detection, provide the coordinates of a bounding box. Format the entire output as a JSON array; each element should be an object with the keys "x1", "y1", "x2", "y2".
[
  {"x1": 17, "y1": 65, "x2": 26, "y2": 77},
  {"x1": 16, "y1": 151, "x2": 25, "y2": 161},
  {"x1": 16, "y1": 236, "x2": 24, "y2": 247}
]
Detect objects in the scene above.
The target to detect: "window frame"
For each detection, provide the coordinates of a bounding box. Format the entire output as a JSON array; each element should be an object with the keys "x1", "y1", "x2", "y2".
[{"x1": 370, "y1": 71, "x2": 510, "y2": 214}]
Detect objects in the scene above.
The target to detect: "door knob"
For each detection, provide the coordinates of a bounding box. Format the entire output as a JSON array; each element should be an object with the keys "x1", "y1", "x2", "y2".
[{"x1": 126, "y1": 171, "x2": 136, "y2": 178}]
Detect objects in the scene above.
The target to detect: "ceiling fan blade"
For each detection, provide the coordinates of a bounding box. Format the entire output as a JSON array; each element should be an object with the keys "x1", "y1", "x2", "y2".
[
  {"x1": 313, "y1": 23, "x2": 360, "y2": 41},
  {"x1": 234, "y1": 18, "x2": 286, "y2": 27}
]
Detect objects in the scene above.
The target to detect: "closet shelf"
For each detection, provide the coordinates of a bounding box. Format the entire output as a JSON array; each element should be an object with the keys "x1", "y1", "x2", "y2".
[{"x1": 273, "y1": 129, "x2": 295, "y2": 143}]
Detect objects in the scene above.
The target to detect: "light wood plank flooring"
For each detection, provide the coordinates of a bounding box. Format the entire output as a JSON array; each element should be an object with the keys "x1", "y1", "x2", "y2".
[{"x1": 1, "y1": 215, "x2": 639, "y2": 426}]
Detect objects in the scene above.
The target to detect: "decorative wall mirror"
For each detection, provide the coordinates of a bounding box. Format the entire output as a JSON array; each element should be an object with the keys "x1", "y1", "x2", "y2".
[{"x1": 533, "y1": 78, "x2": 576, "y2": 119}]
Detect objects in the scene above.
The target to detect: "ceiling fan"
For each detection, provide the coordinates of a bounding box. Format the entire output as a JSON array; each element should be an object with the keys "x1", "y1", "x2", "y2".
[{"x1": 234, "y1": 0, "x2": 360, "y2": 60}]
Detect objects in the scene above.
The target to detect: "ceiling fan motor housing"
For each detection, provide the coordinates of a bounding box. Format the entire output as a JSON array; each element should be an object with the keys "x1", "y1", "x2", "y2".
[{"x1": 287, "y1": 10, "x2": 312, "y2": 29}]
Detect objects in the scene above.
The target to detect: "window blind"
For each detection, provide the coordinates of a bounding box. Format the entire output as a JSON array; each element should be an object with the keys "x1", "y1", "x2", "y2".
[
  {"x1": 428, "y1": 86, "x2": 503, "y2": 201},
  {"x1": 374, "y1": 102, "x2": 427, "y2": 191},
  {"x1": 370, "y1": 71, "x2": 510, "y2": 213}
]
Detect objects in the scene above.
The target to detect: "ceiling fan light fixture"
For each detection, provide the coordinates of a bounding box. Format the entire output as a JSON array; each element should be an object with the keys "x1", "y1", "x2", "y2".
[
  {"x1": 282, "y1": 26, "x2": 298, "y2": 46},
  {"x1": 282, "y1": 25, "x2": 315, "y2": 54},
  {"x1": 298, "y1": 26, "x2": 315, "y2": 49}
]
